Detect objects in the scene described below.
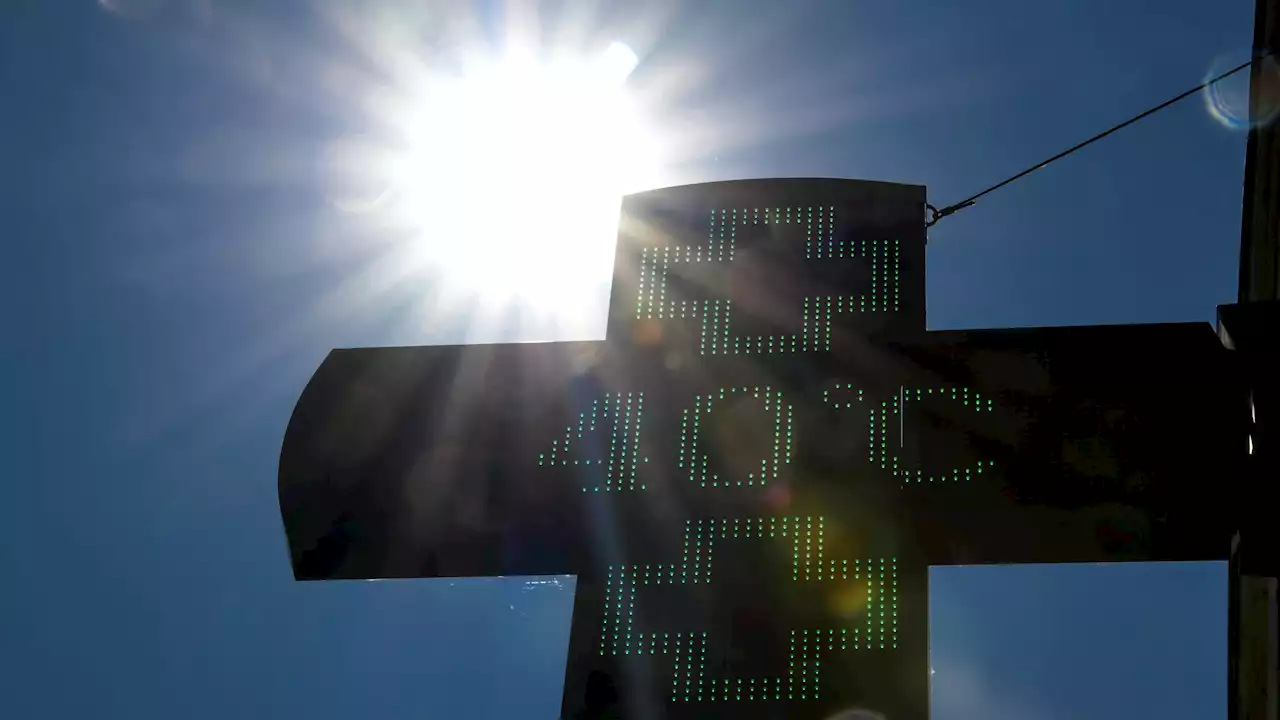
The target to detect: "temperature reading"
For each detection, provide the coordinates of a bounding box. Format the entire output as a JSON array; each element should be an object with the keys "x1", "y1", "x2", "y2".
[{"x1": 542, "y1": 384, "x2": 998, "y2": 490}]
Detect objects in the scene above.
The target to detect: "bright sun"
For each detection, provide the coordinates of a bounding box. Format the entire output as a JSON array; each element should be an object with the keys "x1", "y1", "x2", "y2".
[{"x1": 377, "y1": 42, "x2": 663, "y2": 322}]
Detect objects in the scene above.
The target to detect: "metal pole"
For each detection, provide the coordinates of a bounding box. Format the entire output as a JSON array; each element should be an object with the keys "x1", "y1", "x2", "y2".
[
  {"x1": 1239, "y1": 0, "x2": 1280, "y2": 303},
  {"x1": 1233, "y1": 3, "x2": 1280, "y2": 716}
]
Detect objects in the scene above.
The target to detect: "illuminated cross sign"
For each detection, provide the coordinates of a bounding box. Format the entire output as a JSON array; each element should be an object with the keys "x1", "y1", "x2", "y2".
[{"x1": 278, "y1": 179, "x2": 1244, "y2": 720}]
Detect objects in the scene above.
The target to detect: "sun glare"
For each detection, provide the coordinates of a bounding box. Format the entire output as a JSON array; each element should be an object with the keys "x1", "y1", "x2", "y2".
[{"x1": 380, "y1": 42, "x2": 662, "y2": 320}]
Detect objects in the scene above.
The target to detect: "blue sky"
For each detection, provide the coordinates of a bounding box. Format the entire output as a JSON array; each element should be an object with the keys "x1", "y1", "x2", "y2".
[
  {"x1": 930, "y1": 562, "x2": 1226, "y2": 720},
  {"x1": 0, "y1": 1, "x2": 1247, "y2": 718}
]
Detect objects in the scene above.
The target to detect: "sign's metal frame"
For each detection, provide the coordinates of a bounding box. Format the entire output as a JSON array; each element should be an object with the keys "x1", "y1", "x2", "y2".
[{"x1": 278, "y1": 179, "x2": 1248, "y2": 720}]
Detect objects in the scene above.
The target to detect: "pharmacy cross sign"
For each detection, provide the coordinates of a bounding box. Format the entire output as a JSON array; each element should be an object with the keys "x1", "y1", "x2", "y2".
[{"x1": 277, "y1": 178, "x2": 1242, "y2": 720}]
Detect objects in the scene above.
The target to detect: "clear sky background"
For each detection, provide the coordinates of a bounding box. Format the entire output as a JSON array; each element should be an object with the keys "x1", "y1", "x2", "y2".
[{"x1": 0, "y1": 0, "x2": 1249, "y2": 718}]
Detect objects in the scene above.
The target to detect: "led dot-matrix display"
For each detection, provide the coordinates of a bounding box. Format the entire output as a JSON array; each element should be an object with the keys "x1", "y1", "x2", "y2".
[
  {"x1": 824, "y1": 383, "x2": 998, "y2": 485},
  {"x1": 635, "y1": 206, "x2": 903, "y2": 355},
  {"x1": 538, "y1": 391, "x2": 649, "y2": 492},
  {"x1": 599, "y1": 516, "x2": 898, "y2": 703},
  {"x1": 541, "y1": 382, "x2": 1001, "y2": 494},
  {"x1": 823, "y1": 382, "x2": 865, "y2": 409},
  {"x1": 680, "y1": 386, "x2": 794, "y2": 488},
  {"x1": 876, "y1": 386, "x2": 995, "y2": 484}
]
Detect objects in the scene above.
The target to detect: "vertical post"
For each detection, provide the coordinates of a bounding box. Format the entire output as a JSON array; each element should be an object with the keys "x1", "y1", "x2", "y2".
[
  {"x1": 1239, "y1": 0, "x2": 1279, "y2": 303},
  {"x1": 1231, "y1": 533, "x2": 1280, "y2": 720},
  {"x1": 1220, "y1": 301, "x2": 1280, "y2": 720},
  {"x1": 1233, "y1": 532, "x2": 1242, "y2": 720},
  {"x1": 1238, "y1": 570, "x2": 1280, "y2": 720},
  {"x1": 1234, "y1": 4, "x2": 1280, "y2": 718}
]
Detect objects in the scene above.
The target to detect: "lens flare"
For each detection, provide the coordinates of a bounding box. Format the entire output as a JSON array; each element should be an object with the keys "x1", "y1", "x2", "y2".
[
  {"x1": 829, "y1": 576, "x2": 872, "y2": 618},
  {"x1": 1203, "y1": 50, "x2": 1280, "y2": 131}
]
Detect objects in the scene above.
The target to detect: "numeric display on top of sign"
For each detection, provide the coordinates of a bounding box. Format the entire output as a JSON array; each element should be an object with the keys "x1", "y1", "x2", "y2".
[{"x1": 634, "y1": 207, "x2": 901, "y2": 354}]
